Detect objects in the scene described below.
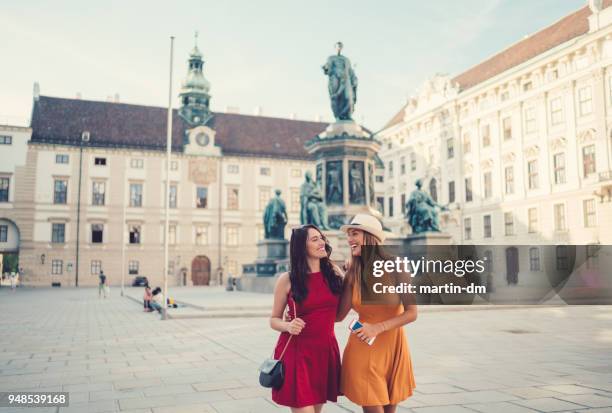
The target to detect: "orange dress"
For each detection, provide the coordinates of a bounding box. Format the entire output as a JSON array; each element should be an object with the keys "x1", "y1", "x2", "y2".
[{"x1": 340, "y1": 284, "x2": 416, "y2": 406}]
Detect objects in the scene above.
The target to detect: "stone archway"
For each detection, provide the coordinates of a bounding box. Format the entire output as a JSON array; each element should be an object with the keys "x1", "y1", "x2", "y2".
[
  {"x1": 0, "y1": 218, "x2": 21, "y2": 286},
  {"x1": 191, "y1": 255, "x2": 211, "y2": 286}
]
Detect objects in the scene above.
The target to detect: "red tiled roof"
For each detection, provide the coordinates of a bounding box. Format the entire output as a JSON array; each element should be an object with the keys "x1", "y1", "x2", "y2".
[
  {"x1": 30, "y1": 96, "x2": 327, "y2": 159},
  {"x1": 383, "y1": 2, "x2": 609, "y2": 130},
  {"x1": 451, "y1": 2, "x2": 607, "y2": 90}
]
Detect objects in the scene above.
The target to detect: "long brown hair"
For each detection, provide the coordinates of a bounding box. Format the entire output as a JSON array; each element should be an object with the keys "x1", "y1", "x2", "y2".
[
  {"x1": 346, "y1": 231, "x2": 395, "y2": 303},
  {"x1": 289, "y1": 225, "x2": 342, "y2": 303}
]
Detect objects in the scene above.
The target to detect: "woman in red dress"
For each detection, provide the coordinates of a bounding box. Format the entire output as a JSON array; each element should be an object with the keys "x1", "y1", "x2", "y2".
[{"x1": 270, "y1": 224, "x2": 343, "y2": 413}]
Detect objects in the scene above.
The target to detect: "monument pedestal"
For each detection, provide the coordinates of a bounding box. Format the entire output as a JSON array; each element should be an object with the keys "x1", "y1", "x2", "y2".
[
  {"x1": 236, "y1": 238, "x2": 289, "y2": 293},
  {"x1": 305, "y1": 120, "x2": 381, "y2": 229}
]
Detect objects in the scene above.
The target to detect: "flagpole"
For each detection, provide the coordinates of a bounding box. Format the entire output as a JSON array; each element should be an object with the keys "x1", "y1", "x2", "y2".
[{"x1": 162, "y1": 36, "x2": 175, "y2": 320}]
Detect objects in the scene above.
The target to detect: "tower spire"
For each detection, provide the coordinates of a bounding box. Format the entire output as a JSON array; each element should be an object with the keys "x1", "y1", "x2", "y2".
[{"x1": 178, "y1": 31, "x2": 212, "y2": 126}]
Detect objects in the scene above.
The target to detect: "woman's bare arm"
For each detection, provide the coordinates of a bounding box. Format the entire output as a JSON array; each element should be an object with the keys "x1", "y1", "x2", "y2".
[
  {"x1": 353, "y1": 272, "x2": 417, "y2": 340},
  {"x1": 335, "y1": 268, "x2": 353, "y2": 322},
  {"x1": 270, "y1": 272, "x2": 305, "y2": 335}
]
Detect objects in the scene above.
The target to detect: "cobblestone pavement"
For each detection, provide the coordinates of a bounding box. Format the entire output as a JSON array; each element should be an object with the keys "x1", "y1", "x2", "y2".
[{"x1": 0, "y1": 287, "x2": 611, "y2": 413}]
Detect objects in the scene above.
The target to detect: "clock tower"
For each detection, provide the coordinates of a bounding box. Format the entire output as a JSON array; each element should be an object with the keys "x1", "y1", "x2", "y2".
[{"x1": 180, "y1": 33, "x2": 220, "y2": 156}]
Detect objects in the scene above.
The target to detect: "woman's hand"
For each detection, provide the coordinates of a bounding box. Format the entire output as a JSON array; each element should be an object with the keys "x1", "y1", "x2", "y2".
[
  {"x1": 286, "y1": 318, "x2": 306, "y2": 335},
  {"x1": 353, "y1": 322, "x2": 384, "y2": 343}
]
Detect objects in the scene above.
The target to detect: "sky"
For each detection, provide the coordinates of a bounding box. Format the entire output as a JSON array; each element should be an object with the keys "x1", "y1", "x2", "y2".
[{"x1": 0, "y1": 0, "x2": 586, "y2": 131}]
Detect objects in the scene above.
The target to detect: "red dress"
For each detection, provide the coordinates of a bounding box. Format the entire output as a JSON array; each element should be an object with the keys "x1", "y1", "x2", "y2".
[{"x1": 272, "y1": 272, "x2": 341, "y2": 408}]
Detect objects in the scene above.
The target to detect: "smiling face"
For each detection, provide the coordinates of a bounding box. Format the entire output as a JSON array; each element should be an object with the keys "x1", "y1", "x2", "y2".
[
  {"x1": 347, "y1": 228, "x2": 365, "y2": 256},
  {"x1": 306, "y1": 227, "x2": 328, "y2": 259}
]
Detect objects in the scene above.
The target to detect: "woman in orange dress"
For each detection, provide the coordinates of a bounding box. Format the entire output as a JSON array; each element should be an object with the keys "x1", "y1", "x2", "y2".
[{"x1": 337, "y1": 214, "x2": 417, "y2": 413}]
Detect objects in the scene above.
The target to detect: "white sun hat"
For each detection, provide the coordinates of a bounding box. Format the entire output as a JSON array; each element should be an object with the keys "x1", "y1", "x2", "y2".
[{"x1": 339, "y1": 214, "x2": 385, "y2": 243}]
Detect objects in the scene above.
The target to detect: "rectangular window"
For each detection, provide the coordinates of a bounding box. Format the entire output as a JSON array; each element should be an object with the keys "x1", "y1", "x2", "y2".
[
  {"x1": 259, "y1": 187, "x2": 271, "y2": 211},
  {"x1": 388, "y1": 196, "x2": 394, "y2": 217},
  {"x1": 586, "y1": 244, "x2": 600, "y2": 269},
  {"x1": 227, "y1": 164, "x2": 239, "y2": 174},
  {"x1": 388, "y1": 161, "x2": 394, "y2": 179},
  {"x1": 55, "y1": 154, "x2": 69, "y2": 164},
  {"x1": 523, "y1": 81, "x2": 533, "y2": 91},
  {"x1": 464, "y1": 218, "x2": 472, "y2": 240},
  {"x1": 446, "y1": 138, "x2": 454, "y2": 159},
  {"x1": 483, "y1": 172, "x2": 492, "y2": 199},
  {"x1": 578, "y1": 86, "x2": 593, "y2": 116},
  {"x1": 376, "y1": 196, "x2": 384, "y2": 215},
  {"x1": 291, "y1": 188, "x2": 300, "y2": 212},
  {"x1": 550, "y1": 97, "x2": 563, "y2": 125},
  {"x1": 465, "y1": 177, "x2": 473, "y2": 202},
  {"x1": 195, "y1": 225, "x2": 208, "y2": 246},
  {"x1": 582, "y1": 145, "x2": 596, "y2": 177},
  {"x1": 168, "y1": 224, "x2": 177, "y2": 245},
  {"x1": 130, "y1": 158, "x2": 144, "y2": 169},
  {"x1": 260, "y1": 167, "x2": 271, "y2": 176},
  {"x1": 556, "y1": 246, "x2": 568, "y2": 270},
  {"x1": 481, "y1": 125, "x2": 490, "y2": 147},
  {"x1": 51, "y1": 259, "x2": 63, "y2": 275},
  {"x1": 583, "y1": 199, "x2": 596, "y2": 227},
  {"x1": 528, "y1": 160, "x2": 538, "y2": 190},
  {"x1": 528, "y1": 208, "x2": 538, "y2": 233},
  {"x1": 0, "y1": 177, "x2": 9, "y2": 202},
  {"x1": 400, "y1": 157, "x2": 406, "y2": 175},
  {"x1": 129, "y1": 225, "x2": 141, "y2": 244},
  {"x1": 91, "y1": 224, "x2": 103, "y2": 243},
  {"x1": 401, "y1": 193, "x2": 406, "y2": 215},
  {"x1": 463, "y1": 134, "x2": 471, "y2": 154},
  {"x1": 502, "y1": 117, "x2": 512, "y2": 140},
  {"x1": 410, "y1": 153, "x2": 416, "y2": 171},
  {"x1": 227, "y1": 187, "x2": 239, "y2": 210},
  {"x1": 128, "y1": 260, "x2": 139, "y2": 275},
  {"x1": 291, "y1": 168, "x2": 302, "y2": 178},
  {"x1": 91, "y1": 260, "x2": 102, "y2": 276},
  {"x1": 51, "y1": 223, "x2": 65, "y2": 243},
  {"x1": 504, "y1": 212, "x2": 514, "y2": 236},
  {"x1": 92, "y1": 181, "x2": 106, "y2": 206},
  {"x1": 553, "y1": 153, "x2": 566, "y2": 185},
  {"x1": 554, "y1": 204, "x2": 566, "y2": 231},
  {"x1": 483, "y1": 215, "x2": 492, "y2": 238},
  {"x1": 129, "y1": 183, "x2": 143, "y2": 207},
  {"x1": 226, "y1": 226, "x2": 239, "y2": 246},
  {"x1": 448, "y1": 181, "x2": 455, "y2": 203},
  {"x1": 94, "y1": 157, "x2": 107, "y2": 166},
  {"x1": 54, "y1": 179, "x2": 68, "y2": 204},
  {"x1": 196, "y1": 187, "x2": 208, "y2": 208},
  {"x1": 168, "y1": 185, "x2": 177, "y2": 208},
  {"x1": 375, "y1": 175, "x2": 384, "y2": 183},
  {"x1": 0, "y1": 225, "x2": 7, "y2": 242},
  {"x1": 525, "y1": 107, "x2": 537, "y2": 133},
  {"x1": 529, "y1": 248, "x2": 541, "y2": 271},
  {"x1": 504, "y1": 166, "x2": 514, "y2": 195},
  {"x1": 0, "y1": 135, "x2": 12, "y2": 145}
]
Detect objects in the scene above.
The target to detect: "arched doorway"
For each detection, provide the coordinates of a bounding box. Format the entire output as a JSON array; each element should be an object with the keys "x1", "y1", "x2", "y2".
[
  {"x1": 191, "y1": 255, "x2": 211, "y2": 286},
  {"x1": 0, "y1": 218, "x2": 20, "y2": 287}
]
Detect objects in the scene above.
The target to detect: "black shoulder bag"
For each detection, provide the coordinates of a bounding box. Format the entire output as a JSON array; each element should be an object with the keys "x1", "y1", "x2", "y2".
[{"x1": 258, "y1": 299, "x2": 297, "y2": 389}]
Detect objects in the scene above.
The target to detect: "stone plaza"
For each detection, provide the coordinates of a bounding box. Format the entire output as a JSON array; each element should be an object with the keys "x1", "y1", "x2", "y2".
[{"x1": 1, "y1": 287, "x2": 611, "y2": 413}]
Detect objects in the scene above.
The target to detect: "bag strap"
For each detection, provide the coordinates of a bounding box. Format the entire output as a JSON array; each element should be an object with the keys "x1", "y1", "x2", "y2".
[{"x1": 276, "y1": 298, "x2": 297, "y2": 360}]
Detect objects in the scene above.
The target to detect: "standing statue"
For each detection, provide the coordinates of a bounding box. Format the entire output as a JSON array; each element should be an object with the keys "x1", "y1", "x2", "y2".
[
  {"x1": 326, "y1": 162, "x2": 343, "y2": 204},
  {"x1": 322, "y1": 42, "x2": 358, "y2": 121},
  {"x1": 349, "y1": 161, "x2": 365, "y2": 204},
  {"x1": 263, "y1": 189, "x2": 288, "y2": 239},
  {"x1": 300, "y1": 171, "x2": 330, "y2": 230},
  {"x1": 406, "y1": 179, "x2": 448, "y2": 234}
]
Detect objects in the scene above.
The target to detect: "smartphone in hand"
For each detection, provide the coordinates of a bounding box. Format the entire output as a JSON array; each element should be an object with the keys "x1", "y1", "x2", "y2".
[{"x1": 349, "y1": 318, "x2": 376, "y2": 345}]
